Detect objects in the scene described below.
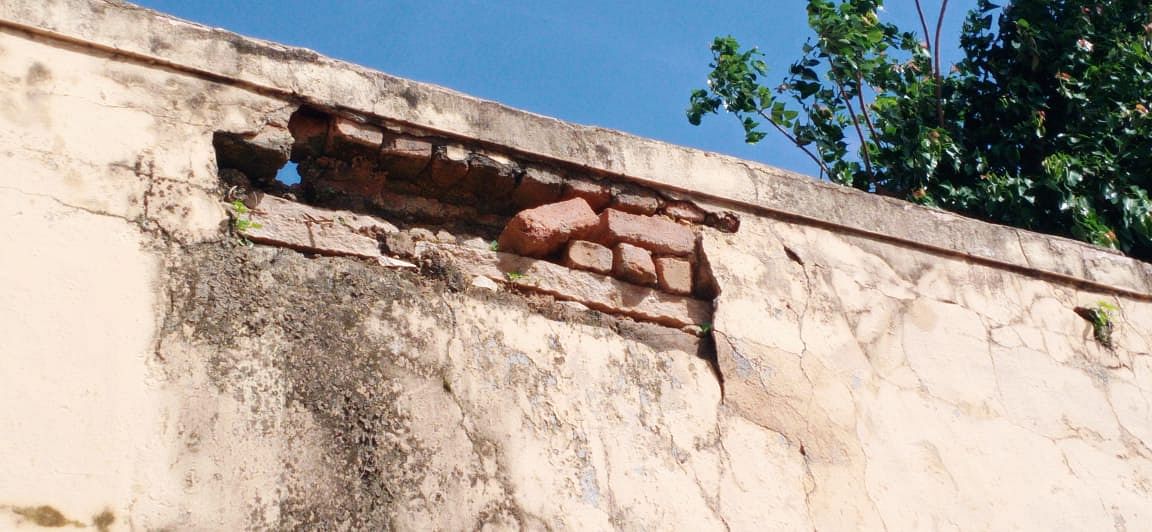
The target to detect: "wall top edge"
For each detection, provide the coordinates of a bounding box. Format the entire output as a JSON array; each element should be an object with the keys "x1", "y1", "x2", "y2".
[{"x1": 1, "y1": 0, "x2": 1149, "y2": 297}]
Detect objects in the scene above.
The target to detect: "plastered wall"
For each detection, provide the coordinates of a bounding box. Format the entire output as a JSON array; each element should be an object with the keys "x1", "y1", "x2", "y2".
[{"x1": 1, "y1": 1, "x2": 1150, "y2": 530}]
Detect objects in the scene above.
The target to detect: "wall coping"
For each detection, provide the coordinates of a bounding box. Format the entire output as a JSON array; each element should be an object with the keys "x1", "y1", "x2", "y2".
[{"x1": 2, "y1": 0, "x2": 1150, "y2": 298}]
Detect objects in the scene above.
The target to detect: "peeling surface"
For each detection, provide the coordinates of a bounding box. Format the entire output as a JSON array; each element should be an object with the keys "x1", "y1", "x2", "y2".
[{"x1": 1, "y1": 2, "x2": 1151, "y2": 530}]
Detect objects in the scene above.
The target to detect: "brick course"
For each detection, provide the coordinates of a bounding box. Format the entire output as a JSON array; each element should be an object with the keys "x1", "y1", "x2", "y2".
[
  {"x1": 563, "y1": 240, "x2": 613, "y2": 275},
  {"x1": 593, "y1": 208, "x2": 695, "y2": 257},
  {"x1": 613, "y1": 243, "x2": 658, "y2": 286},
  {"x1": 654, "y1": 257, "x2": 693, "y2": 295}
]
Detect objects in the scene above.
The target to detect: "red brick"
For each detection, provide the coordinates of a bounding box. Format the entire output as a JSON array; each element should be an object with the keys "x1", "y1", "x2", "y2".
[
  {"x1": 512, "y1": 167, "x2": 565, "y2": 209},
  {"x1": 654, "y1": 257, "x2": 693, "y2": 296},
  {"x1": 287, "y1": 108, "x2": 330, "y2": 158},
  {"x1": 464, "y1": 153, "x2": 519, "y2": 201},
  {"x1": 378, "y1": 132, "x2": 432, "y2": 180},
  {"x1": 561, "y1": 179, "x2": 611, "y2": 211},
  {"x1": 329, "y1": 117, "x2": 383, "y2": 159},
  {"x1": 497, "y1": 198, "x2": 598, "y2": 258},
  {"x1": 662, "y1": 200, "x2": 707, "y2": 224},
  {"x1": 563, "y1": 240, "x2": 612, "y2": 275},
  {"x1": 610, "y1": 192, "x2": 660, "y2": 215},
  {"x1": 332, "y1": 117, "x2": 383, "y2": 148},
  {"x1": 592, "y1": 209, "x2": 696, "y2": 257},
  {"x1": 423, "y1": 144, "x2": 470, "y2": 187},
  {"x1": 613, "y1": 243, "x2": 658, "y2": 286}
]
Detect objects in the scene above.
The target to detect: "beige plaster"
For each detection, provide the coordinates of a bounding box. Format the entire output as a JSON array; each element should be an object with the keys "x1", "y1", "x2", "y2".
[{"x1": 0, "y1": 1, "x2": 1150, "y2": 530}]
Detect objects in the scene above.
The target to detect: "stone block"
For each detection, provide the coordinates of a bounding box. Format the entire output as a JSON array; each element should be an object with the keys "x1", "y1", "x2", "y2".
[
  {"x1": 512, "y1": 166, "x2": 566, "y2": 209},
  {"x1": 498, "y1": 198, "x2": 598, "y2": 258},
  {"x1": 562, "y1": 179, "x2": 611, "y2": 211},
  {"x1": 592, "y1": 208, "x2": 696, "y2": 257},
  {"x1": 613, "y1": 242, "x2": 658, "y2": 286},
  {"x1": 563, "y1": 240, "x2": 613, "y2": 275},
  {"x1": 654, "y1": 257, "x2": 693, "y2": 295}
]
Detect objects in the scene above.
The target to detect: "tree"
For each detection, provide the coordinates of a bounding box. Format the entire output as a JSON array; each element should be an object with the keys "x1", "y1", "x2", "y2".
[{"x1": 689, "y1": 0, "x2": 1152, "y2": 260}]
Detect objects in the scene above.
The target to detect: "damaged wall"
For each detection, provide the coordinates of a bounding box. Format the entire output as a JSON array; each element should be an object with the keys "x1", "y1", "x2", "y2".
[{"x1": 1, "y1": 1, "x2": 1151, "y2": 530}]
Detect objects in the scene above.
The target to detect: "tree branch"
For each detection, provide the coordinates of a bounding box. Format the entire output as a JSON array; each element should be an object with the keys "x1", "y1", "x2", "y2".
[
  {"x1": 854, "y1": 71, "x2": 881, "y2": 144},
  {"x1": 756, "y1": 110, "x2": 832, "y2": 178},
  {"x1": 832, "y1": 76, "x2": 874, "y2": 179},
  {"x1": 934, "y1": 0, "x2": 950, "y2": 126},
  {"x1": 914, "y1": 0, "x2": 933, "y2": 59}
]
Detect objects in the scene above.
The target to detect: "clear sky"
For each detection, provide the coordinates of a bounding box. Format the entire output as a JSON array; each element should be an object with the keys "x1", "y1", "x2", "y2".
[{"x1": 130, "y1": 0, "x2": 977, "y2": 177}]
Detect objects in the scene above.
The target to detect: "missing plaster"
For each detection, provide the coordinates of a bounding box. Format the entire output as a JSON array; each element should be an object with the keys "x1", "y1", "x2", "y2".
[
  {"x1": 212, "y1": 130, "x2": 289, "y2": 189},
  {"x1": 1074, "y1": 302, "x2": 1118, "y2": 350},
  {"x1": 1, "y1": 504, "x2": 113, "y2": 530},
  {"x1": 212, "y1": 105, "x2": 733, "y2": 331}
]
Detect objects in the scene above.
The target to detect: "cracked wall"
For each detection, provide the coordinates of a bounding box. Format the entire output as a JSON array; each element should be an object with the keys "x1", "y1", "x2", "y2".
[{"x1": 1, "y1": 1, "x2": 1151, "y2": 530}]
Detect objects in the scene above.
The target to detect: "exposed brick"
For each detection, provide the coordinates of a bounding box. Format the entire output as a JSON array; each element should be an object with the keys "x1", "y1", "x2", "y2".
[
  {"x1": 562, "y1": 179, "x2": 611, "y2": 211},
  {"x1": 302, "y1": 156, "x2": 385, "y2": 202},
  {"x1": 378, "y1": 132, "x2": 432, "y2": 180},
  {"x1": 287, "y1": 107, "x2": 330, "y2": 159},
  {"x1": 413, "y1": 242, "x2": 711, "y2": 328},
  {"x1": 243, "y1": 195, "x2": 396, "y2": 259},
  {"x1": 654, "y1": 257, "x2": 693, "y2": 296},
  {"x1": 563, "y1": 240, "x2": 613, "y2": 275},
  {"x1": 424, "y1": 144, "x2": 470, "y2": 188},
  {"x1": 375, "y1": 190, "x2": 477, "y2": 224},
  {"x1": 512, "y1": 166, "x2": 565, "y2": 209},
  {"x1": 662, "y1": 200, "x2": 707, "y2": 224},
  {"x1": 464, "y1": 153, "x2": 519, "y2": 202},
  {"x1": 613, "y1": 242, "x2": 657, "y2": 286},
  {"x1": 706, "y1": 210, "x2": 741, "y2": 233},
  {"x1": 592, "y1": 208, "x2": 696, "y2": 257},
  {"x1": 497, "y1": 198, "x2": 598, "y2": 258},
  {"x1": 610, "y1": 192, "x2": 660, "y2": 215},
  {"x1": 330, "y1": 117, "x2": 383, "y2": 155},
  {"x1": 213, "y1": 127, "x2": 291, "y2": 184}
]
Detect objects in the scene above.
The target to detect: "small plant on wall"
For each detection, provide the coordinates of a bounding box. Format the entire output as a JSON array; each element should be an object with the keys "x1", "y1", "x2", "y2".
[
  {"x1": 230, "y1": 200, "x2": 262, "y2": 233},
  {"x1": 1074, "y1": 301, "x2": 1118, "y2": 349}
]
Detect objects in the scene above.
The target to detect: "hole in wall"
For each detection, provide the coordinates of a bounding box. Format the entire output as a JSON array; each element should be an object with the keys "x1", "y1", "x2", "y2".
[{"x1": 275, "y1": 161, "x2": 302, "y2": 186}]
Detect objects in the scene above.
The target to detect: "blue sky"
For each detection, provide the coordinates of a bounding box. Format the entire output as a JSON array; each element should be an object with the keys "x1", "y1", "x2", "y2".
[{"x1": 131, "y1": 0, "x2": 977, "y2": 177}]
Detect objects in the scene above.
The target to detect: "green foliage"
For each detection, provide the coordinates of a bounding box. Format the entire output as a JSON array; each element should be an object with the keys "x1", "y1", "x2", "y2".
[
  {"x1": 504, "y1": 271, "x2": 528, "y2": 281},
  {"x1": 690, "y1": 0, "x2": 1152, "y2": 260},
  {"x1": 230, "y1": 200, "x2": 263, "y2": 233},
  {"x1": 489, "y1": 240, "x2": 500, "y2": 252}
]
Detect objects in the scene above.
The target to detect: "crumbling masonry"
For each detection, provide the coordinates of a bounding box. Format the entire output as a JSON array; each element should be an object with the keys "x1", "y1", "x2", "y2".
[{"x1": 2, "y1": 1, "x2": 1152, "y2": 530}]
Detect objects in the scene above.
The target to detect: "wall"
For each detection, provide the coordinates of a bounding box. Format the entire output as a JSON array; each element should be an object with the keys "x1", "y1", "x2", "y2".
[{"x1": 0, "y1": 1, "x2": 1150, "y2": 530}]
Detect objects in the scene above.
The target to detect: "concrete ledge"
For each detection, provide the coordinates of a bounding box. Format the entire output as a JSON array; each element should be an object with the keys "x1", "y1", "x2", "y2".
[{"x1": 2, "y1": 0, "x2": 1149, "y2": 297}]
